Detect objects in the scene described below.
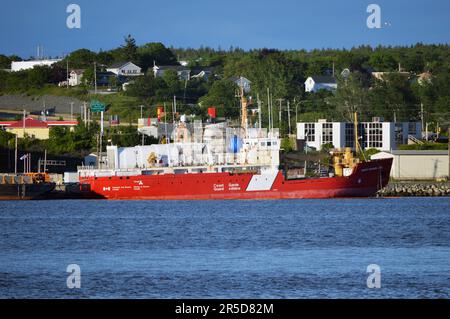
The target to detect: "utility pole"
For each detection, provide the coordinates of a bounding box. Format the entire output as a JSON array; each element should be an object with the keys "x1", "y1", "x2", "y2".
[
  {"x1": 277, "y1": 98, "x2": 283, "y2": 129},
  {"x1": 14, "y1": 134, "x2": 18, "y2": 174},
  {"x1": 294, "y1": 98, "x2": 298, "y2": 124},
  {"x1": 87, "y1": 106, "x2": 91, "y2": 129},
  {"x1": 172, "y1": 101, "x2": 175, "y2": 123},
  {"x1": 83, "y1": 102, "x2": 87, "y2": 125},
  {"x1": 420, "y1": 103, "x2": 424, "y2": 135},
  {"x1": 94, "y1": 62, "x2": 97, "y2": 94},
  {"x1": 287, "y1": 100, "x2": 291, "y2": 135},
  {"x1": 66, "y1": 58, "x2": 69, "y2": 89},
  {"x1": 173, "y1": 95, "x2": 177, "y2": 118},
  {"x1": 22, "y1": 109, "x2": 26, "y2": 137}
]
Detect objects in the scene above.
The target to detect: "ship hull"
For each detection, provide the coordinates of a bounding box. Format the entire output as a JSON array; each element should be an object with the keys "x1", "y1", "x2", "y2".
[{"x1": 79, "y1": 159, "x2": 393, "y2": 200}]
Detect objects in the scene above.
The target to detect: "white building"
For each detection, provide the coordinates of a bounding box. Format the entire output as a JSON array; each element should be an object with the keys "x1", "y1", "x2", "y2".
[
  {"x1": 11, "y1": 59, "x2": 62, "y2": 72},
  {"x1": 68, "y1": 69, "x2": 84, "y2": 86},
  {"x1": 106, "y1": 62, "x2": 142, "y2": 76},
  {"x1": 153, "y1": 65, "x2": 191, "y2": 80},
  {"x1": 371, "y1": 150, "x2": 449, "y2": 180},
  {"x1": 304, "y1": 76, "x2": 337, "y2": 93},
  {"x1": 297, "y1": 120, "x2": 422, "y2": 152}
]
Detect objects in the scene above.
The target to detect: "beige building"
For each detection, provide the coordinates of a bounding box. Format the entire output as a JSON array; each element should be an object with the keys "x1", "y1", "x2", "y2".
[
  {"x1": 371, "y1": 150, "x2": 449, "y2": 180},
  {"x1": 5, "y1": 118, "x2": 50, "y2": 139},
  {"x1": 0, "y1": 118, "x2": 78, "y2": 140}
]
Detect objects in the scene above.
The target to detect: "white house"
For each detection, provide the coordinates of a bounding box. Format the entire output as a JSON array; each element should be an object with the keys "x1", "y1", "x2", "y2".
[
  {"x1": 11, "y1": 59, "x2": 62, "y2": 72},
  {"x1": 230, "y1": 76, "x2": 251, "y2": 93},
  {"x1": 68, "y1": 69, "x2": 85, "y2": 86},
  {"x1": 106, "y1": 62, "x2": 142, "y2": 76},
  {"x1": 297, "y1": 119, "x2": 422, "y2": 152},
  {"x1": 153, "y1": 65, "x2": 191, "y2": 81},
  {"x1": 371, "y1": 150, "x2": 449, "y2": 180},
  {"x1": 304, "y1": 76, "x2": 337, "y2": 93}
]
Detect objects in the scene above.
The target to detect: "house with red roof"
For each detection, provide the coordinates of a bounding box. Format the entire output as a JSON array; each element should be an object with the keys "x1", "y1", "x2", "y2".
[{"x1": 0, "y1": 118, "x2": 78, "y2": 139}]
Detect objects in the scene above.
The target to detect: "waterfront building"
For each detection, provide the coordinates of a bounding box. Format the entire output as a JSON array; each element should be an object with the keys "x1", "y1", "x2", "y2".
[
  {"x1": 11, "y1": 59, "x2": 62, "y2": 72},
  {"x1": 296, "y1": 119, "x2": 422, "y2": 152},
  {"x1": 371, "y1": 150, "x2": 449, "y2": 180}
]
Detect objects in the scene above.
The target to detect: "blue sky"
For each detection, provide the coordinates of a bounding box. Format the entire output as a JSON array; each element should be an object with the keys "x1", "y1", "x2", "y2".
[{"x1": 0, "y1": 0, "x2": 449, "y2": 58}]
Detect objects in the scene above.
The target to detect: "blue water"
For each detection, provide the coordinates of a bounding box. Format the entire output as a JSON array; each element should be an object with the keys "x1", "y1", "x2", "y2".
[{"x1": 0, "y1": 198, "x2": 450, "y2": 299}]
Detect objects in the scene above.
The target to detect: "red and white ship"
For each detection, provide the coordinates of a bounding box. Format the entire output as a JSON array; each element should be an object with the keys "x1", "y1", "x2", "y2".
[{"x1": 78, "y1": 112, "x2": 392, "y2": 200}]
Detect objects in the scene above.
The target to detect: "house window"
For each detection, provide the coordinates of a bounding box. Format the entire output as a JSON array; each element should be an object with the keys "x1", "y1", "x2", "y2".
[
  {"x1": 322, "y1": 123, "x2": 333, "y2": 145},
  {"x1": 305, "y1": 124, "x2": 315, "y2": 142}
]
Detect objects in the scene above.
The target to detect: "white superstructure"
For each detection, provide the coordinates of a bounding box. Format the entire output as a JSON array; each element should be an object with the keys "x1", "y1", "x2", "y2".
[{"x1": 104, "y1": 122, "x2": 281, "y2": 171}]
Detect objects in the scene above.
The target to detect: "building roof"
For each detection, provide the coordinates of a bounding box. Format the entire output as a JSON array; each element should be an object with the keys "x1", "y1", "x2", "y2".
[
  {"x1": 0, "y1": 118, "x2": 78, "y2": 128},
  {"x1": 230, "y1": 76, "x2": 251, "y2": 83},
  {"x1": 8, "y1": 117, "x2": 48, "y2": 128},
  {"x1": 308, "y1": 75, "x2": 337, "y2": 84},
  {"x1": 70, "y1": 69, "x2": 85, "y2": 75},
  {"x1": 155, "y1": 65, "x2": 190, "y2": 71},
  {"x1": 45, "y1": 121, "x2": 78, "y2": 126},
  {"x1": 108, "y1": 61, "x2": 140, "y2": 69}
]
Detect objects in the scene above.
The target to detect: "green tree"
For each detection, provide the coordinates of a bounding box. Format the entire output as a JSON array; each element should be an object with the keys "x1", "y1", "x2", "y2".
[
  {"x1": 125, "y1": 75, "x2": 167, "y2": 101},
  {"x1": 370, "y1": 73, "x2": 418, "y2": 121},
  {"x1": 369, "y1": 50, "x2": 398, "y2": 71},
  {"x1": 137, "y1": 42, "x2": 177, "y2": 71},
  {"x1": 162, "y1": 69, "x2": 181, "y2": 96},
  {"x1": 27, "y1": 66, "x2": 53, "y2": 88},
  {"x1": 62, "y1": 49, "x2": 97, "y2": 69},
  {"x1": 329, "y1": 73, "x2": 371, "y2": 121},
  {"x1": 199, "y1": 79, "x2": 238, "y2": 118},
  {"x1": 121, "y1": 35, "x2": 138, "y2": 62}
]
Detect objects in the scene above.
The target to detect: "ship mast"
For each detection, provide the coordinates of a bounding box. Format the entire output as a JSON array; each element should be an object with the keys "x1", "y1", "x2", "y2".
[
  {"x1": 354, "y1": 112, "x2": 366, "y2": 160},
  {"x1": 354, "y1": 112, "x2": 359, "y2": 154},
  {"x1": 239, "y1": 78, "x2": 248, "y2": 136}
]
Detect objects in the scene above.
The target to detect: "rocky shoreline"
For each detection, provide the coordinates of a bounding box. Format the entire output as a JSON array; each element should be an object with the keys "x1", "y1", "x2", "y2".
[{"x1": 378, "y1": 182, "x2": 450, "y2": 197}]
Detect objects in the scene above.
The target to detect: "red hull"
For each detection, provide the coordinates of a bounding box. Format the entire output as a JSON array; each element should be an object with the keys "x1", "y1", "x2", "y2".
[{"x1": 79, "y1": 159, "x2": 392, "y2": 200}]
